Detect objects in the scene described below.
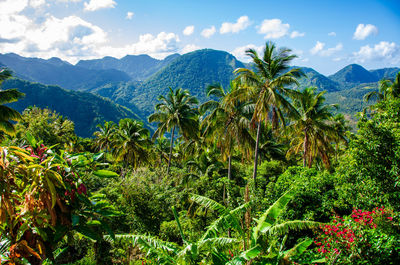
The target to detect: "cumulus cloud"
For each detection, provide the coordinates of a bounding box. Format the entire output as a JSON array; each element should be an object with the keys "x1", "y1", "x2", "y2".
[
  {"x1": 84, "y1": 0, "x2": 116, "y2": 11},
  {"x1": 181, "y1": 44, "x2": 200, "y2": 54},
  {"x1": 310, "y1": 41, "x2": 325, "y2": 55},
  {"x1": 29, "y1": 0, "x2": 45, "y2": 7},
  {"x1": 328, "y1": 32, "x2": 336, "y2": 37},
  {"x1": 126, "y1": 11, "x2": 134, "y2": 20},
  {"x1": 290, "y1": 31, "x2": 305, "y2": 38},
  {"x1": 310, "y1": 41, "x2": 343, "y2": 56},
  {"x1": 353, "y1": 41, "x2": 400, "y2": 64},
  {"x1": 201, "y1": 26, "x2": 216, "y2": 38},
  {"x1": 353, "y1": 24, "x2": 378, "y2": 40},
  {"x1": 220, "y1": 16, "x2": 251, "y2": 34},
  {"x1": 257, "y1": 19, "x2": 289, "y2": 39},
  {"x1": 0, "y1": 1, "x2": 182, "y2": 62},
  {"x1": 231, "y1": 44, "x2": 263, "y2": 62},
  {"x1": 0, "y1": 0, "x2": 28, "y2": 15},
  {"x1": 98, "y1": 32, "x2": 180, "y2": 59},
  {"x1": 183, "y1": 25, "x2": 195, "y2": 36}
]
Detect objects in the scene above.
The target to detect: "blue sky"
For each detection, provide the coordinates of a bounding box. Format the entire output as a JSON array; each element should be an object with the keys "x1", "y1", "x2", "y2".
[{"x1": 0, "y1": 0, "x2": 399, "y2": 75}]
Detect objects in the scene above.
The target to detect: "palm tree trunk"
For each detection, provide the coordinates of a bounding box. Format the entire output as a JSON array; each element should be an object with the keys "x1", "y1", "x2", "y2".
[
  {"x1": 303, "y1": 129, "x2": 308, "y2": 167},
  {"x1": 252, "y1": 122, "x2": 262, "y2": 188},
  {"x1": 167, "y1": 126, "x2": 175, "y2": 175},
  {"x1": 227, "y1": 154, "x2": 232, "y2": 201}
]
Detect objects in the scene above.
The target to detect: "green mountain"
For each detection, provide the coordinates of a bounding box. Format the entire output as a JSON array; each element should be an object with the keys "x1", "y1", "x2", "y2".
[
  {"x1": 0, "y1": 53, "x2": 131, "y2": 90},
  {"x1": 329, "y1": 64, "x2": 377, "y2": 84},
  {"x1": 297, "y1": 67, "x2": 340, "y2": 92},
  {"x1": 370, "y1": 67, "x2": 400, "y2": 81},
  {"x1": 139, "y1": 49, "x2": 245, "y2": 114},
  {"x1": 77, "y1": 54, "x2": 180, "y2": 80},
  {"x1": 3, "y1": 79, "x2": 139, "y2": 138}
]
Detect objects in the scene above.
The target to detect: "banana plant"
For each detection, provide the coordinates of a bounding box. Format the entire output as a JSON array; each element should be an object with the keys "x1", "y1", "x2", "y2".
[
  {"x1": 228, "y1": 189, "x2": 321, "y2": 265},
  {"x1": 112, "y1": 198, "x2": 250, "y2": 265}
]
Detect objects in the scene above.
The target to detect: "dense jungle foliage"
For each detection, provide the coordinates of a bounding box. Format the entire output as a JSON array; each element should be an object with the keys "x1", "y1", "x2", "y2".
[{"x1": 0, "y1": 42, "x2": 400, "y2": 265}]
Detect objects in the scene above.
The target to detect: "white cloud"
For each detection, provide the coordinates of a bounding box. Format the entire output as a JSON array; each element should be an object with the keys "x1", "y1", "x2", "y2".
[
  {"x1": 220, "y1": 15, "x2": 251, "y2": 34},
  {"x1": 84, "y1": 0, "x2": 116, "y2": 11},
  {"x1": 0, "y1": 1, "x2": 185, "y2": 62},
  {"x1": 353, "y1": 41, "x2": 400, "y2": 64},
  {"x1": 310, "y1": 41, "x2": 343, "y2": 56},
  {"x1": 183, "y1": 25, "x2": 194, "y2": 36},
  {"x1": 257, "y1": 19, "x2": 289, "y2": 39},
  {"x1": 97, "y1": 32, "x2": 180, "y2": 60},
  {"x1": 201, "y1": 26, "x2": 216, "y2": 38},
  {"x1": 353, "y1": 24, "x2": 378, "y2": 40},
  {"x1": 290, "y1": 31, "x2": 305, "y2": 38},
  {"x1": 231, "y1": 44, "x2": 263, "y2": 62},
  {"x1": 126, "y1": 11, "x2": 134, "y2": 20},
  {"x1": 0, "y1": 0, "x2": 28, "y2": 15},
  {"x1": 328, "y1": 31, "x2": 336, "y2": 37},
  {"x1": 181, "y1": 44, "x2": 200, "y2": 54},
  {"x1": 310, "y1": 41, "x2": 325, "y2": 55},
  {"x1": 29, "y1": 0, "x2": 45, "y2": 7},
  {"x1": 321, "y1": 43, "x2": 343, "y2": 56}
]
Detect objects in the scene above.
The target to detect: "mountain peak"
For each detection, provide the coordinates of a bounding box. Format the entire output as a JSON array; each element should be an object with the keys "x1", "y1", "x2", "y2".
[{"x1": 329, "y1": 64, "x2": 376, "y2": 84}]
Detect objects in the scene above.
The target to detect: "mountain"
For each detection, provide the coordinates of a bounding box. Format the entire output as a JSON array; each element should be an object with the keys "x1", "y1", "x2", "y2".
[
  {"x1": 3, "y1": 78, "x2": 140, "y2": 138},
  {"x1": 369, "y1": 67, "x2": 400, "y2": 81},
  {"x1": 0, "y1": 53, "x2": 131, "y2": 90},
  {"x1": 329, "y1": 64, "x2": 377, "y2": 84},
  {"x1": 76, "y1": 53, "x2": 180, "y2": 80},
  {"x1": 137, "y1": 49, "x2": 246, "y2": 114},
  {"x1": 297, "y1": 67, "x2": 340, "y2": 92}
]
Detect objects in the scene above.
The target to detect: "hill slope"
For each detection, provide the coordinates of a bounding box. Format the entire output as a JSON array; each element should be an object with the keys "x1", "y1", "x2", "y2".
[
  {"x1": 137, "y1": 49, "x2": 245, "y2": 114},
  {"x1": 3, "y1": 79, "x2": 140, "y2": 137}
]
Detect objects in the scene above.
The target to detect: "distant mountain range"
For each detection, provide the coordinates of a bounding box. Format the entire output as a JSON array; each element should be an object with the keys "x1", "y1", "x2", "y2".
[{"x1": 0, "y1": 49, "x2": 399, "y2": 136}]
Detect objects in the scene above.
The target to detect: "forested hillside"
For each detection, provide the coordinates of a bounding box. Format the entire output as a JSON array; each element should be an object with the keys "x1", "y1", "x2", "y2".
[{"x1": 3, "y1": 78, "x2": 140, "y2": 137}]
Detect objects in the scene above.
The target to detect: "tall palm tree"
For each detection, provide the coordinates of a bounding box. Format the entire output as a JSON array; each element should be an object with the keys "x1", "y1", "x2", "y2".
[
  {"x1": 148, "y1": 87, "x2": 199, "y2": 174},
  {"x1": 288, "y1": 87, "x2": 337, "y2": 168},
  {"x1": 233, "y1": 42, "x2": 304, "y2": 184},
  {"x1": 112, "y1": 119, "x2": 150, "y2": 169},
  {"x1": 93, "y1": 121, "x2": 117, "y2": 152},
  {"x1": 0, "y1": 69, "x2": 24, "y2": 136},
  {"x1": 200, "y1": 82, "x2": 253, "y2": 204}
]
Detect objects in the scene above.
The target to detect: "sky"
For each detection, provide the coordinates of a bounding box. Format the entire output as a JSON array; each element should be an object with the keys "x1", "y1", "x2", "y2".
[{"x1": 0, "y1": 0, "x2": 400, "y2": 75}]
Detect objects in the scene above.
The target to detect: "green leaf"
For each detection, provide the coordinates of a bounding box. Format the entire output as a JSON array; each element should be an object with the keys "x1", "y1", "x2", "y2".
[
  {"x1": 284, "y1": 238, "x2": 313, "y2": 259},
  {"x1": 46, "y1": 177, "x2": 57, "y2": 208},
  {"x1": 75, "y1": 225, "x2": 101, "y2": 241},
  {"x1": 86, "y1": 220, "x2": 102, "y2": 226},
  {"x1": 72, "y1": 215, "x2": 80, "y2": 226},
  {"x1": 93, "y1": 170, "x2": 119, "y2": 178},
  {"x1": 253, "y1": 189, "x2": 296, "y2": 241}
]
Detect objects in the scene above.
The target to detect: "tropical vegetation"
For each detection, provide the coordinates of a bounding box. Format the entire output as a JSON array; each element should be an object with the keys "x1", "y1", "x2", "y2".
[{"x1": 1, "y1": 40, "x2": 400, "y2": 265}]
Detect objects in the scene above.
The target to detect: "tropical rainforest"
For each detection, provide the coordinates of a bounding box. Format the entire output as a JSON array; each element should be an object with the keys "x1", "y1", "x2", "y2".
[{"x1": 0, "y1": 42, "x2": 400, "y2": 265}]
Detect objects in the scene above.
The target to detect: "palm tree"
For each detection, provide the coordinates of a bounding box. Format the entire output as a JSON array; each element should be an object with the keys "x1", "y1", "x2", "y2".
[
  {"x1": 331, "y1": 113, "x2": 350, "y2": 162},
  {"x1": 0, "y1": 68, "x2": 24, "y2": 136},
  {"x1": 288, "y1": 87, "x2": 337, "y2": 168},
  {"x1": 364, "y1": 71, "x2": 400, "y2": 103},
  {"x1": 233, "y1": 42, "x2": 303, "y2": 185},
  {"x1": 112, "y1": 119, "x2": 150, "y2": 169},
  {"x1": 148, "y1": 87, "x2": 199, "y2": 174},
  {"x1": 93, "y1": 121, "x2": 117, "y2": 152},
  {"x1": 201, "y1": 82, "x2": 253, "y2": 206}
]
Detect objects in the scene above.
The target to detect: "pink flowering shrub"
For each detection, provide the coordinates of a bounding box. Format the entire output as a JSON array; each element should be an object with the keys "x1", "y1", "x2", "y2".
[{"x1": 313, "y1": 207, "x2": 399, "y2": 264}]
